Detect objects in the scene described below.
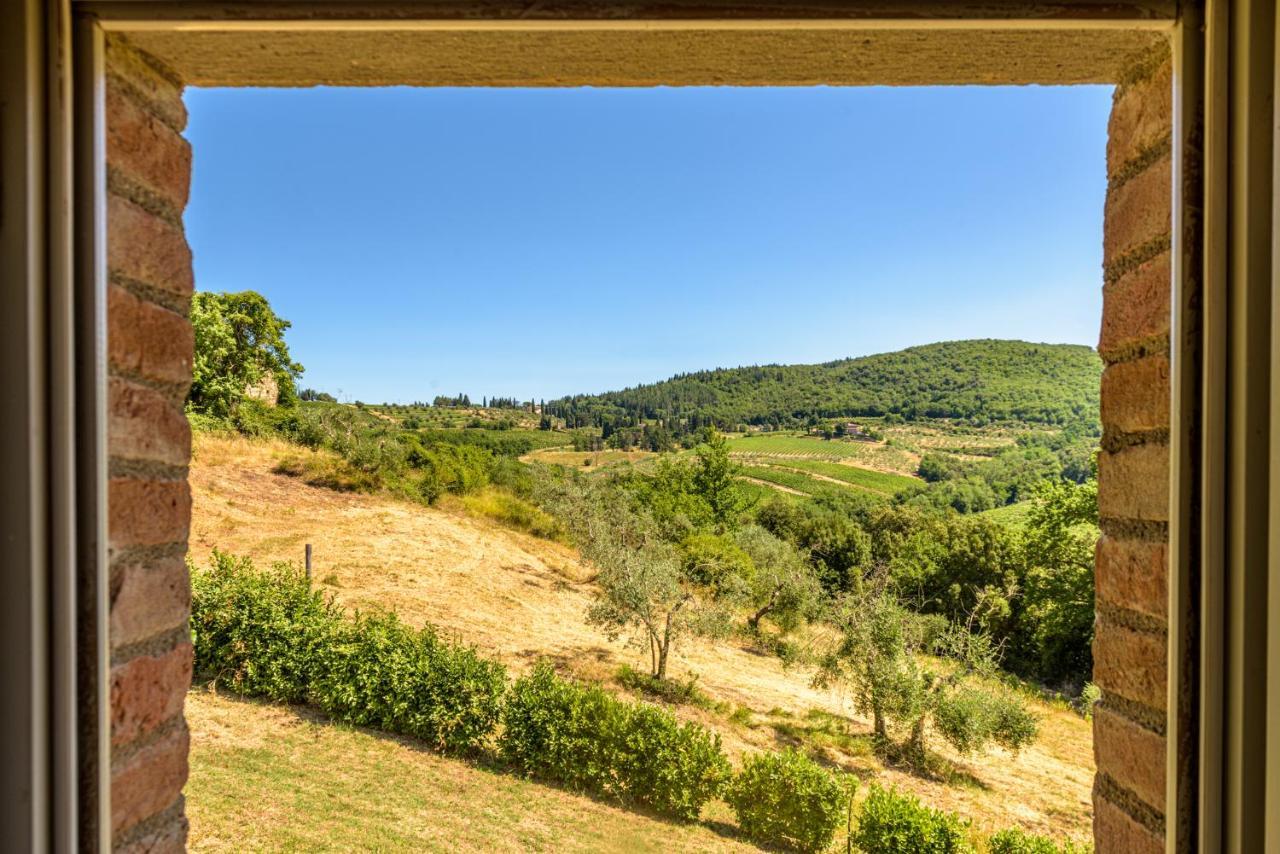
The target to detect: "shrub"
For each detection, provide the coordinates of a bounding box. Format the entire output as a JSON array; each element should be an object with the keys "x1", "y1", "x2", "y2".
[
  {"x1": 987, "y1": 828, "x2": 1088, "y2": 854},
  {"x1": 309, "y1": 610, "x2": 507, "y2": 753},
  {"x1": 852, "y1": 785, "x2": 973, "y2": 854},
  {"x1": 190, "y1": 550, "x2": 339, "y2": 702},
  {"x1": 725, "y1": 749, "x2": 851, "y2": 852},
  {"x1": 501, "y1": 663, "x2": 730, "y2": 820},
  {"x1": 191, "y1": 551, "x2": 506, "y2": 753}
]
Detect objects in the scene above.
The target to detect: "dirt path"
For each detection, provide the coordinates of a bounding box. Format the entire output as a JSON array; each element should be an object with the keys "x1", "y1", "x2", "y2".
[{"x1": 188, "y1": 433, "x2": 1096, "y2": 844}]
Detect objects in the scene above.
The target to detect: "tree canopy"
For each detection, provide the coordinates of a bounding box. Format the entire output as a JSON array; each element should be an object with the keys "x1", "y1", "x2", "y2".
[{"x1": 189, "y1": 290, "x2": 303, "y2": 417}]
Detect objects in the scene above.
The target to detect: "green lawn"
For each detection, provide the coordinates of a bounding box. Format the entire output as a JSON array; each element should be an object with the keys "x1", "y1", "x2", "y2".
[{"x1": 186, "y1": 689, "x2": 758, "y2": 853}]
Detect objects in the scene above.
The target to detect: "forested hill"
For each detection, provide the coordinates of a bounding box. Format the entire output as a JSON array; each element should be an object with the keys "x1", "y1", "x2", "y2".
[{"x1": 545, "y1": 340, "x2": 1102, "y2": 431}]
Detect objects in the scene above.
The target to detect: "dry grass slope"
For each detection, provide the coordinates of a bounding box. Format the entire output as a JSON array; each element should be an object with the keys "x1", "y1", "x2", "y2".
[{"x1": 187, "y1": 433, "x2": 1096, "y2": 847}]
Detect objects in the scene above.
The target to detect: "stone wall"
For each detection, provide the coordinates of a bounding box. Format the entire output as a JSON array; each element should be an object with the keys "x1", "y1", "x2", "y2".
[
  {"x1": 1093, "y1": 42, "x2": 1172, "y2": 854},
  {"x1": 105, "y1": 34, "x2": 194, "y2": 854}
]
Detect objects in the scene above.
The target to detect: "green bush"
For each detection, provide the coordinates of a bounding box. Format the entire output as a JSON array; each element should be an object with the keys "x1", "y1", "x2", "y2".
[
  {"x1": 853, "y1": 785, "x2": 973, "y2": 853},
  {"x1": 310, "y1": 610, "x2": 507, "y2": 753},
  {"x1": 987, "y1": 828, "x2": 1088, "y2": 854},
  {"x1": 190, "y1": 551, "x2": 506, "y2": 754},
  {"x1": 501, "y1": 663, "x2": 730, "y2": 820},
  {"x1": 725, "y1": 749, "x2": 850, "y2": 852},
  {"x1": 190, "y1": 550, "x2": 339, "y2": 702}
]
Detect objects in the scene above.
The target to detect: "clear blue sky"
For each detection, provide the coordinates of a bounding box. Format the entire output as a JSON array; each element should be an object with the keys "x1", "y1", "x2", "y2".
[{"x1": 184, "y1": 84, "x2": 1111, "y2": 404}]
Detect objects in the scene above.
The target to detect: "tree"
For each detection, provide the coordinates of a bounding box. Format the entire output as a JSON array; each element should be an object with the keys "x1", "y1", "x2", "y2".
[
  {"x1": 817, "y1": 580, "x2": 1038, "y2": 767},
  {"x1": 536, "y1": 473, "x2": 729, "y2": 680},
  {"x1": 691, "y1": 429, "x2": 753, "y2": 529},
  {"x1": 1020, "y1": 475, "x2": 1098, "y2": 684},
  {"x1": 189, "y1": 290, "x2": 303, "y2": 417},
  {"x1": 732, "y1": 525, "x2": 822, "y2": 634}
]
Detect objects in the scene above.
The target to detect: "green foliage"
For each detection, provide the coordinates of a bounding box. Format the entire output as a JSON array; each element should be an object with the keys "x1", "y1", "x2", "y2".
[
  {"x1": 678, "y1": 532, "x2": 754, "y2": 591},
  {"x1": 1019, "y1": 477, "x2": 1098, "y2": 684},
  {"x1": 546, "y1": 340, "x2": 1102, "y2": 433},
  {"x1": 852, "y1": 785, "x2": 974, "y2": 854},
  {"x1": 500, "y1": 663, "x2": 731, "y2": 820},
  {"x1": 309, "y1": 610, "x2": 506, "y2": 752},
  {"x1": 189, "y1": 290, "x2": 303, "y2": 417},
  {"x1": 819, "y1": 586, "x2": 1039, "y2": 765},
  {"x1": 732, "y1": 525, "x2": 823, "y2": 633},
  {"x1": 987, "y1": 828, "x2": 1089, "y2": 854},
  {"x1": 190, "y1": 551, "x2": 505, "y2": 754},
  {"x1": 725, "y1": 749, "x2": 852, "y2": 853},
  {"x1": 538, "y1": 473, "x2": 732, "y2": 679},
  {"x1": 190, "y1": 550, "x2": 337, "y2": 702}
]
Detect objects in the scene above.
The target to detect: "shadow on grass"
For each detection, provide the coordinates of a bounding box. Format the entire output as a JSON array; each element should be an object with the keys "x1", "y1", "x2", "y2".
[{"x1": 190, "y1": 684, "x2": 772, "y2": 850}]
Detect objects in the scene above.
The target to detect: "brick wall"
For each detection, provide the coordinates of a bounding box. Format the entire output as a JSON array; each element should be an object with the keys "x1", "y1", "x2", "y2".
[
  {"x1": 105, "y1": 34, "x2": 193, "y2": 853},
  {"x1": 1093, "y1": 42, "x2": 1172, "y2": 854}
]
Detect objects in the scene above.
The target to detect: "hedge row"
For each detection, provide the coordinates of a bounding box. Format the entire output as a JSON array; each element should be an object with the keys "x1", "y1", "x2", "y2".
[
  {"x1": 190, "y1": 552, "x2": 1087, "y2": 853},
  {"x1": 191, "y1": 551, "x2": 505, "y2": 752},
  {"x1": 502, "y1": 662, "x2": 730, "y2": 820}
]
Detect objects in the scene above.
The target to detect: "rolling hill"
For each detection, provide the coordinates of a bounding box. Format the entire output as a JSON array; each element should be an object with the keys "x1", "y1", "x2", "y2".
[{"x1": 545, "y1": 339, "x2": 1102, "y2": 430}]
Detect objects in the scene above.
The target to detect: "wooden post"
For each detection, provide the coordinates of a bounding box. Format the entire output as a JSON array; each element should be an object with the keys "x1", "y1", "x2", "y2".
[{"x1": 305, "y1": 543, "x2": 312, "y2": 581}]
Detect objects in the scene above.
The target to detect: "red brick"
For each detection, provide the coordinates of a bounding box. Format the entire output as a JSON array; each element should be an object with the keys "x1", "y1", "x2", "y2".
[
  {"x1": 109, "y1": 376, "x2": 191, "y2": 468},
  {"x1": 105, "y1": 34, "x2": 187, "y2": 133},
  {"x1": 111, "y1": 642, "x2": 192, "y2": 747},
  {"x1": 1093, "y1": 617, "x2": 1167, "y2": 712},
  {"x1": 106, "y1": 82, "x2": 191, "y2": 214},
  {"x1": 1096, "y1": 535, "x2": 1167, "y2": 620},
  {"x1": 1094, "y1": 706, "x2": 1166, "y2": 811},
  {"x1": 116, "y1": 816, "x2": 187, "y2": 854},
  {"x1": 1094, "y1": 794, "x2": 1163, "y2": 854},
  {"x1": 1100, "y1": 251, "x2": 1171, "y2": 359},
  {"x1": 1103, "y1": 152, "x2": 1172, "y2": 269},
  {"x1": 1108, "y1": 59, "x2": 1172, "y2": 170},
  {"x1": 108, "y1": 194, "x2": 194, "y2": 299},
  {"x1": 1101, "y1": 355, "x2": 1170, "y2": 435},
  {"x1": 110, "y1": 555, "x2": 191, "y2": 650},
  {"x1": 108, "y1": 478, "x2": 191, "y2": 552},
  {"x1": 112, "y1": 723, "x2": 189, "y2": 839},
  {"x1": 108, "y1": 285, "x2": 193, "y2": 388},
  {"x1": 1098, "y1": 442, "x2": 1170, "y2": 523}
]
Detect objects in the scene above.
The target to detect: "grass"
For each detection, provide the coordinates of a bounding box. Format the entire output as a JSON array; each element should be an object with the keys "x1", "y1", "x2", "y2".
[
  {"x1": 978, "y1": 501, "x2": 1036, "y2": 529},
  {"x1": 522, "y1": 448, "x2": 655, "y2": 469},
  {"x1": 188, "y1": 432, "x2": 1098, "y2": 848},
  {"x1": 727, "y1": 432, "x2": 920, "y2": 474},
  {"x1": 742, "y1": 458, "x2": 920, "y2": 496},
  {"x1": 739, "y1": 465, "x2": 826, "y2": 496},
  {"x1": 186, "y1": 688, "x2": 758, "y2": 853},
  {"x1": 450, "y1": 488, "x2": 566, "y2": 541}
]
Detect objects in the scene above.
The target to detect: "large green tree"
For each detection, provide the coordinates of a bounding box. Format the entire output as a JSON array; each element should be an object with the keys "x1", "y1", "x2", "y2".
[{"x1": 189, "y1": 290, "x2": 303, "y2": 417}]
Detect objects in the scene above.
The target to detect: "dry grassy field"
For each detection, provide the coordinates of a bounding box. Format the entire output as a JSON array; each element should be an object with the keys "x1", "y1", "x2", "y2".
[{"x1": 186, "y1": 433, "x2": 1096, "y2": 848}]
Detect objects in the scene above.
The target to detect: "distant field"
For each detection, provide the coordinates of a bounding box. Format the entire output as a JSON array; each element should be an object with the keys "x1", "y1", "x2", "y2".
[
  {"x1": 739, "y1": 465, "x2": 826, "y2": 496},
  {"x1": 523, "y1": 448, "x2": 654, "y2": 468},
  {"x1": 727, "y1": 433, "x2": 919, "y2": 473},
  {"x1": 979, "y1": 501, "x2": 1035, "y2": 528},
  {"x1": 750, "y1": 457, "x2": 920, "y2": 496}
]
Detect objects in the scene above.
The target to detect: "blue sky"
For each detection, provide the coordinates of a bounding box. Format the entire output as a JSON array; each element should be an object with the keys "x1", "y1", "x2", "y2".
[{"x1": 184, "y1": 84, "x2": 1111, "y2": 403}]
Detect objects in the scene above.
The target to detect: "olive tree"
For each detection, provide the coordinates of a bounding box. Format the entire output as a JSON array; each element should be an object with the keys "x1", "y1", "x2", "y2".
[
  {"x1": 732, "y1": 525, "x2": 823, "y2": 634},
  {"x1": 536, "y1": 471, "x2": 730, "y2": 680},
  {"x1": 817, "y1": 578, "x2": 1039, "y2": 767}
]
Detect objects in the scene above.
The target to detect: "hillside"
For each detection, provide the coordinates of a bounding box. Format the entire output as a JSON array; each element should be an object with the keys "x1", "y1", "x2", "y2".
[
  {"x1": 545, "y1": 339, "x2": 1102, "y2": 430},
  {"x1": 187, "y1": 689, "x2": 757, "y2": 852},
  {"x1": 186, "y1": 433, "x2": 1097, "y2": 848}
]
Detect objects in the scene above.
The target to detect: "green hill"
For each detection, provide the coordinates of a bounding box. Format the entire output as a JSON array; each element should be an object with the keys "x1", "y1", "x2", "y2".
[{"x1": 545, "y1": 340, "x2": 1102, "y2": 431}]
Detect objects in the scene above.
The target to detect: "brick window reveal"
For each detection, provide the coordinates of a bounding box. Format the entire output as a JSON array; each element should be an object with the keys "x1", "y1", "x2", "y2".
[
  {"x1": 1093, "y1": 42, "x2": 1172, "y2": 854},
  {"x1": 99, "y1": 31, "x2": 1174, "y2": 854},
  {"x1": 105, "y1": 34, "x2": 195, "y2": 853}
]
